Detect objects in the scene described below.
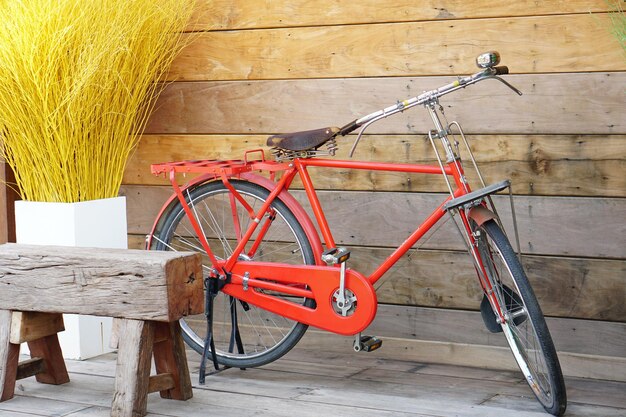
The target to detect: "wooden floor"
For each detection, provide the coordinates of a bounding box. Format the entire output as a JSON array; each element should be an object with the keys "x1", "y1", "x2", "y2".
[{"x1": 2, "y1": 344, "x2": 625, "y2": 417}]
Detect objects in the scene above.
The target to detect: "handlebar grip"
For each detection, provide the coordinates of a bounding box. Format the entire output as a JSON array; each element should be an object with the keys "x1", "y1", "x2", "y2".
[
  {"x1": 339, "y1": 119, "x2": 359, "y2": 136},
  {"x1": 494, "y1": 66, "x2": 509, "y2": 75}
]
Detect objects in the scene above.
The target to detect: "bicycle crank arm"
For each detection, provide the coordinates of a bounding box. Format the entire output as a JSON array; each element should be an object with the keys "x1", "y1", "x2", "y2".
[{"x1": 221, "y1": 261, "x2": 378, "y2": 336}]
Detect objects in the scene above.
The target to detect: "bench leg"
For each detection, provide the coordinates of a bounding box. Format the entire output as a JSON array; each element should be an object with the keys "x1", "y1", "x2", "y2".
[
  {"x1": 153, "y1": 321, "x2": 193, "y2": 400},
  {"x1": 112, "y1": 319, "x2": 154, "y2": 417},
  {"x1": 1, "y1": 310, "x2": 69, "y2": 402},
  {"x1": 0, "y1": 310, "x2": 19, "y2": 402},
  {"x1": 26, "y1": 334, "x2": 70, "y2": 385}
]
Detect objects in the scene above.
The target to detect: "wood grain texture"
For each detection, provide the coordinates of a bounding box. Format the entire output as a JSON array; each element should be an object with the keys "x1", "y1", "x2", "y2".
[
  {"x1": 366, "y1": 304, "x2": 626, "y2": 358},
  {"x1": 362, "y1": 248, "x2": 626, "y2": 322},
  {"x1": 0, "y1": 309, "x2": 18, "y2": 402},
  {"x1": 11, "y1": 358, "x2": 626, "y2": 416},
  {"x1": 26, "y1": 334, "x2": 70, "y2": 385},
  {"x1": 9, "y1": 312, "x2": 64, "y2": 344},
  {"x1": 145, "y1": 73, "x2": 626, "y2": 135},
  {"x1": 128, "y1": 134, "x2": 626, "y2": 198},
  {"x1": 191, "y1": 0, "x2": 613, "y2": 30},
  {"x1": 147, "y1": 373, "x2": 175, "y2": 394},
  {"x1": 0, "y1": 344, "x2": 18, "y2": 401},
  {"x1": 122, "y1": 185, "x2": 626, "y2": 259},
  {"x1": 170, "y1": 14, "x2": 625, "y2": 81},
  {"x1": 152, "y1": 321, "x2": 193, "y2": 400},
  {"x1": 0, "y1": 244, "x2": 203, "y2": 321},
  {"x1": 7, "y1": 348, "x2": 626, "y2": 415},
  {"x1": 303, "y1": 192, "x2": 626, "y2": 259},
  {"x1": 15, "y1": 357, "x2": 44, "y2": 381},
  {"x1": 0, "y1": 162, "x2": 17, "y2": 244},
  {"x1": 111, "y1": 319, "x2": 154, "y2": 417}
]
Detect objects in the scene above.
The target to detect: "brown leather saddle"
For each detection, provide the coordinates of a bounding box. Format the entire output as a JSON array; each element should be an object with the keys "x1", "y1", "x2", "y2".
[{"x1": 267, "y1": 126, "x2": 339, "y2": 152}]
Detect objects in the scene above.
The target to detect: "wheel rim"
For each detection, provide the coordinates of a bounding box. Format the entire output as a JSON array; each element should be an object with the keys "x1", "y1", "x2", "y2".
[
  {"x1": 476, "y1": 228, "x2": 555, "y2": 407},
  {"x1": 154, "y1": 183, "x2": 312, "y2": 362}
]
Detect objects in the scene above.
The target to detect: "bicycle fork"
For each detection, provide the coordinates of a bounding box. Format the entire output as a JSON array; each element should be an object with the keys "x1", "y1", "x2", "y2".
[
  {"x1": 444, "y1": 183, "x2": 522, "y2": 329},
  {"x1": 425, "y1": 100, "x2": 525, "y2": 329}
]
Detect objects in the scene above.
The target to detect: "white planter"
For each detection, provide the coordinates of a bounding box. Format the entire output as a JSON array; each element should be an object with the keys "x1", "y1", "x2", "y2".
[{"x1": 15, "y1": 196, "x2": 127, "y2": 360}]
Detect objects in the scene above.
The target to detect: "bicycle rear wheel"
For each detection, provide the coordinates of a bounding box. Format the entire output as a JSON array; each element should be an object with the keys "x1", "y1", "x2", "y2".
[
  {"x1": 474, "y1": 219, "x2": 566, "y2": 416},
  {"x1": 150, "y1": 179, "x2": 315, "y2": 368}
]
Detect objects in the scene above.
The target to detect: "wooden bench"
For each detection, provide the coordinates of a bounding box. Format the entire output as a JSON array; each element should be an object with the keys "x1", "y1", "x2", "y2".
[{"x1": 0, "y1": 243, "x2": 203, "y2": 417}]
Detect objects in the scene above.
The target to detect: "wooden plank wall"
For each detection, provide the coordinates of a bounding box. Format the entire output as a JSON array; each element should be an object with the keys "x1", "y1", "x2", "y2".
[{"x1": 123, "y1": 1, "x2": 626, "y2": 379}]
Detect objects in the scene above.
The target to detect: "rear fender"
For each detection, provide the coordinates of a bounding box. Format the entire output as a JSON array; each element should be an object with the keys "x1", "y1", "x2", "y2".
[{"x1": 147, "y1": 173, "x2": 324, "y2": 265}]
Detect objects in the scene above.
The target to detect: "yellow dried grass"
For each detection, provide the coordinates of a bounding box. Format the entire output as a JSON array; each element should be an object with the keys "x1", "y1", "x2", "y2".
[
  {"x1": 607, "y1": 0, "x2": 626, "y2": 55},
  {"x1": 0, "y1": 0, "x2": 195, "y2": 202}
]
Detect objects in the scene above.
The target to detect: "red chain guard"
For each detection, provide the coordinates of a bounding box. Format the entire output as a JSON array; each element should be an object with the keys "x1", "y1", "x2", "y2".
[{"x1": 221, "y1": 261, "x2": 377, "y2": 336}]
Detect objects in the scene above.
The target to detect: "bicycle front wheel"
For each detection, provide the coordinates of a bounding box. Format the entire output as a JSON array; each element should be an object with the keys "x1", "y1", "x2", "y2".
[
  {"x1": 474, "y1": 219, "x2": 566, "y2": 416},
  {"x1": 151, "y1": 179, "x2": 315, "y2": 368}
]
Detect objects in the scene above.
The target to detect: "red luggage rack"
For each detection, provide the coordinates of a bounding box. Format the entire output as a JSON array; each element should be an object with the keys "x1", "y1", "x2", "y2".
[
  {"x1": 149, "y1": 150, "x2": 291, "y2": 268},
  {"x1": 151, "y1": 150, "x2": 288, "y2": 178}
]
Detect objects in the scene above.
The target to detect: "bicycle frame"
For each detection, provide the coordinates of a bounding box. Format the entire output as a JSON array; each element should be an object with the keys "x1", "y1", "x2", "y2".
[
  {"x1": 150, "y1": 139, "x2": 504, "y2": 335},
  {"x1": 149, "y1": 63, "x2": 520, "y2": 336}
]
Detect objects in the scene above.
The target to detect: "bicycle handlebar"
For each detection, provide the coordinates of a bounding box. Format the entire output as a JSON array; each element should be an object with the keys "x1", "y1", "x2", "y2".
[
  {"x1": 494, "y1": 66, "x2": 509, "y2": 75},
  {"x1": 343, "y1": 62, "x2": 521, "y2": 136}
]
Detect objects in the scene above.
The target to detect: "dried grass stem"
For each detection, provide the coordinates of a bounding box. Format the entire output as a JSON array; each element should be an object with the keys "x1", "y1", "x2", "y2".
[{"x1": 0, "y1": 0, "x2": 195, "y2": 202}]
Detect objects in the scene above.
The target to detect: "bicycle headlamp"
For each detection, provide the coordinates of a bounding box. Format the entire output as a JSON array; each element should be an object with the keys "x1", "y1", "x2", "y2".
[{"x1": 476, "y1": 51, "x2": 501, "y2": 68}]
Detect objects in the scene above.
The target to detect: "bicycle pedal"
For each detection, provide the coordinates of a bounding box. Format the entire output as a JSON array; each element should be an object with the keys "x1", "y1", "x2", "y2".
[
  {"x1": 321, "y1": 247, "x2": 351, "y2": 265},
  {"x1": 354, "y1": 335, "x2": 382, "y2": 352}
]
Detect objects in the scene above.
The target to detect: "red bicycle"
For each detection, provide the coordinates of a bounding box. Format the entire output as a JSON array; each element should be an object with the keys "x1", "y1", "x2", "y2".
[{"x1": 148, "y1": 52, "x2": 566, "y2": 416}]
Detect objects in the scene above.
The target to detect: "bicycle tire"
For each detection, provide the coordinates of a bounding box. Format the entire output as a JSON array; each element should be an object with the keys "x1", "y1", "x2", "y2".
[
  {"x1": 150, "y1": 179, "x2": 315, "y2": 368},
  {"x1": 475, "y1": 219, "x2": 566, "y2": 416}
]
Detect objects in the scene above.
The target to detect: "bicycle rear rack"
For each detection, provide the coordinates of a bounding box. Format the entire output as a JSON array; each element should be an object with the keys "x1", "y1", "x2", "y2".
[
  {"x1": 152, "y1": 159, "x2": 252, "y2": 176},
  {"x1": 151, "y1": 150, "x2": 288, "y2": 178}
]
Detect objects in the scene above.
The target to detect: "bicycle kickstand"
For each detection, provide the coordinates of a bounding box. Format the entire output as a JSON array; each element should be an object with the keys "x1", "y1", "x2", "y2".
[{"x1": 199, "y1": 271, "x2": 229, "y2": 383}]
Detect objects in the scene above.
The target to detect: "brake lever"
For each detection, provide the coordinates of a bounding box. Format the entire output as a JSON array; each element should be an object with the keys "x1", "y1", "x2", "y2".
[{"x1": 493, "y1": 76, "x2": 523, "y2": 96}]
